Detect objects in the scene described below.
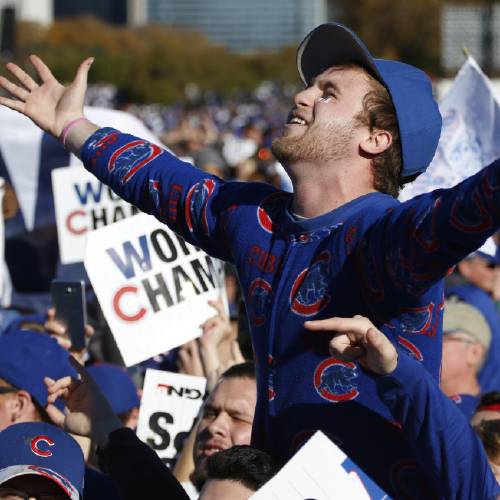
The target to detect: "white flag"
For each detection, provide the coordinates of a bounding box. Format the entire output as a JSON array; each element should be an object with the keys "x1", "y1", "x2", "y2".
[{"x1": 400, "y1": 56, "x2": 500, "y2": 201}]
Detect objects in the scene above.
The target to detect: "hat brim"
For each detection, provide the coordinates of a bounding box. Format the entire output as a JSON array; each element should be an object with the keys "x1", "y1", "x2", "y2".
[
  {"x1": 297, "y1": 23, "x2": 382, "y2": 86},
  {"x1": 0, "y1": 464, "x2": 80, "y2": 500}
]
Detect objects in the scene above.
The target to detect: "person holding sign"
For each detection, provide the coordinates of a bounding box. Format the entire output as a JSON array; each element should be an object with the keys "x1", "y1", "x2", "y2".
[
  {"x1": 305, "y1": 315, "x2": 500, "y2": 499},
  {"x1": 1, "y1": 22, "x2": 500, "y2": 497}
]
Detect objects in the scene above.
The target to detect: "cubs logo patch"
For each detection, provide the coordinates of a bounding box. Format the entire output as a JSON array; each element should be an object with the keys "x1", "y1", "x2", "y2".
[
  {"x1": 31, "y1": 435, "x2": 55, "y2": 458},
  {"x1": 87, "y1": 128, "x2": 119, "y2": 151},
  {"x1": 108, "y1": 140, "x2": 163, "y2": 184},
  {"x1": 185, "y1": 179, "x2": 216, "y2": 234},
  {"x1": 290, "y1": 251, "x2": 331, "y2": 317},
  {"x1": 257, "y1": 192, "x2": 289, "y2": 234},
  {"x1": 314, "y1": 357, "x2": 359, "y2": 403},
  {"x1": 248, "y1": 278, "x2": 273, "y2": 326},
  {"x1": 399, "y1": 303, "x2": 434, "y2": 336},
  {"x1": 397, "y1": 335, "x2": 424, "y2": 362},
  {"x1": 450, "y1": 189, "x2": 492, "y2": 234}
]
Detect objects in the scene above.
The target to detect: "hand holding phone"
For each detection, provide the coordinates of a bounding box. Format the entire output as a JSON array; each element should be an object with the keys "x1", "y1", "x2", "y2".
[{"x1": 50, "y1": 280, "x2": 87, "y2": 351}]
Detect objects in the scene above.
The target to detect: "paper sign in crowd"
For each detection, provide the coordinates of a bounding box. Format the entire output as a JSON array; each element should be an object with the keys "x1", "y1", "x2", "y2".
[
  {"x1": 250, "y1": 431, "x2": 389, "y2": 500},
  {"x1": 137, "y1": 369, "x2": 207, "y2": 466},
  {"x1": 52, "y1": 166, "x2": 139, "y2": 264},
  {"x1": 84, "y1": 212, "x2": 225, "y2": 366}
]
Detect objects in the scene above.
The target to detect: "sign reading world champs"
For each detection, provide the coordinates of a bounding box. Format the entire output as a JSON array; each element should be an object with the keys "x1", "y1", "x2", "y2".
[
  {"x1": 52, "y1": 166, "x2": 139, "y2": 264},
  {"x1": 84, "y1": 212, "x2": 226, "y2": 366}
]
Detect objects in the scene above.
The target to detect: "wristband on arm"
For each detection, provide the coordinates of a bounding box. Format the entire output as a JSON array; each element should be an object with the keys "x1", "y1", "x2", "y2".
[{"x1": 60, "y1": 117, "x2": 89, "y2": 146}]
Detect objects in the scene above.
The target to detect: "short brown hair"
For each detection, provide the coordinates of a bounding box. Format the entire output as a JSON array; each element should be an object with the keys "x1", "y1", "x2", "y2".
[
  {"x1": 356, "y1": 75, "x2": 403, "y2": 198},
  {"x1": 474, "y1": 419, "x2": 500, "y2": 461}
]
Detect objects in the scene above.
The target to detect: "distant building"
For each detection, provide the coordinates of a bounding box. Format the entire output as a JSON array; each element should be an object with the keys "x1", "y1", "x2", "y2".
[
  {"x1": 144, "y1": 0, "x2": 329, "y2": 52},
  {"x1": 442, "y1": 2, "x2": 500, "y2": 73},
  {"x1": 0, "y1": 0, "x2": 52, "y2": 25},
  {"x1": 54, "y1": 0, "x2": 127, "y2": 25}
]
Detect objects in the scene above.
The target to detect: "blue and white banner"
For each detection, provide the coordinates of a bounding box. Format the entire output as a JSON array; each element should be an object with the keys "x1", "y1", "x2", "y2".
[
  {"x1": 400, "y1": 57, "x2": 500, "y2": 259},
  {"x1": 400, "y1": 57, "x2": 500, "y2": 201}
]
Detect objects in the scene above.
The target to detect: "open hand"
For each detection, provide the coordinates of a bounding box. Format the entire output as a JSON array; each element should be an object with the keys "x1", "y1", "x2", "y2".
[
  {"x1": 0, "y1": 55, "x2": 93, "y2": 137},
  {"x1": 304, "y1": 315, "x2": 398, "y2": 375}
]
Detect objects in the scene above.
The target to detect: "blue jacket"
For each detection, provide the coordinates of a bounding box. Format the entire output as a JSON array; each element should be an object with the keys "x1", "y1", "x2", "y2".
[
  {"x1": 378, "y1": 354, "x2": 499, "y2": 500},
  {"x1": 81, "y1": 128, "x2": 500, "y2": 498}
]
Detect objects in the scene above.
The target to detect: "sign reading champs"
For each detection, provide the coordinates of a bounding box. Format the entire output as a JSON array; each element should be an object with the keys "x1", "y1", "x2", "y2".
[
  {"x1": 52, "y1": 166, "x2": 139, "y2": 264},
  {"x1": 84, "y1": 212, "x2": 225, "y2": 366}
]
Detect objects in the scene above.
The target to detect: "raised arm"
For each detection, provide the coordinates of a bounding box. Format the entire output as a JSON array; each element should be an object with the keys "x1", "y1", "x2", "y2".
[
  {"x1": 305, "y1": 316, "x2": 500, "y2": 500},
  {"x1": 372, "y1": 164, "x2": 500, "y2": 297},
  {"x1": 0, "y1": 56, "x2": 266, "y2": 261}
]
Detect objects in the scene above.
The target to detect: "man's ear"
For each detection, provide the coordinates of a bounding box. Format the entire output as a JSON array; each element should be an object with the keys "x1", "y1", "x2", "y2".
[
  {"x1": 467, "y1": 342, "x2": 486, "y2": 369},
  {"x1": 359, "y1": 129, "x2": 392, "y2": 156},
  {"x1": 11, "y1": 390, "x2": 35, "y2": 423},
  {"x1": 457, "y1": 260, "x2": 471, "y2": 280}
]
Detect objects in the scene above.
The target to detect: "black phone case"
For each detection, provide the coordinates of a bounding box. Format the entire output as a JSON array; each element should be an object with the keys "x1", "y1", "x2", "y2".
[{"x1": 50, "y1": 280, "x2": 87, "y2": 351}]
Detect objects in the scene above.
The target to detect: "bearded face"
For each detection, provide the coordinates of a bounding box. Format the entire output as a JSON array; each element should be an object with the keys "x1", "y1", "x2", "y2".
[
  {"x1": 272, "y1": 66, "x2": 374, "y2": 172},
  {"x1": 271, "y1": 114, "x2": 362, "y2": 167}
]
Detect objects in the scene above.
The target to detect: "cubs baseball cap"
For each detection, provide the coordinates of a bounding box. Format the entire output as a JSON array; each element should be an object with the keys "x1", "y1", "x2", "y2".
[
  {"x1": 0, "y1": 330, "x2": 77, "y2": 408},
  {"x1": 297, "y1": 23, "x2": 442, "y2": 180},
  {"x1": 0, "y1": 422, "x2": 84, "y2": 499},
  {"x1": 87, "y1": 363, "x2": 140, "y2": 415},
  {"x1": 443, "y1": 300, "x2": 492, "y2": 350}
]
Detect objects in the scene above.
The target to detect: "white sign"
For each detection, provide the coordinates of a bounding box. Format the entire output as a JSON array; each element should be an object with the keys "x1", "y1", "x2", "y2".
[
  {"x1": 52, "y1": 166, "x2": 139, "y2": 264},
  {"x1": 84, "y1": 212, "x2": 226, "y2": 366},
  {"x1": 137, "y1": 369, "x2": 206, "y2": 466},
  {"x1": 0, "y1": 105, "x2": 164, "y2": 232},
  {"x1": 400, "y1": 57, "x2": 500, "y2": 201},
  {"x1": 250, "y1": 432, "x2": 388, "y2": 500}
]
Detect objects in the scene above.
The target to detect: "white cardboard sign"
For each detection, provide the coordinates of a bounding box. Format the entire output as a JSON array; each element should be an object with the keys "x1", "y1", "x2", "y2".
[
  {"x1": 250, "y1": 432, "x2": 388, "y2": 500},
  {"x1": 52, "y1": 166, "x2": 139, "y2": 264},
  {"x1": 84, "y1": 212, "x2": 225, "y2": 366},
  {"x1": 137, "y1": 369, "x2": 207, "y2": 466}
]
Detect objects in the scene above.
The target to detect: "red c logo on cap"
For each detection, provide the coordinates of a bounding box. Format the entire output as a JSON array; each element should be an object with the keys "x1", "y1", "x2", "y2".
[{"x1": 31, "y1": 435, "x2": 55, "y2": 457}]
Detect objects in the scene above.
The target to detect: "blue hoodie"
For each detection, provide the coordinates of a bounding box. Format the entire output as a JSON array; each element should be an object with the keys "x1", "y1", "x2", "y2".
[{"x1": 80, "y1": 128, "x2": 500, "y2": 498}]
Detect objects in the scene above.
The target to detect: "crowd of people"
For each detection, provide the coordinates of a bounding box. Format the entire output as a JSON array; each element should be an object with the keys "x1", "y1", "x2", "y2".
[{"x1": 0, "y1": 21, "x2": 499, "y2": 500}]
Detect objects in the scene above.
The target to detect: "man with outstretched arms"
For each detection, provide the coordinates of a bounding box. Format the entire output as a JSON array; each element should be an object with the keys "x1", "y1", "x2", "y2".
[{"x1": 1, "y1": 23, "x2": 499, "y2": 497}]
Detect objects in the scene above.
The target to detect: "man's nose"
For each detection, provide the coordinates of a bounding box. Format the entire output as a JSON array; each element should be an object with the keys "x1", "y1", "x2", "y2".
[
  {"x1": 293, "y1": 85, "x2": 318, "y2": 109},
  {"x1": 206, "y1": 412, "x2": 229, "y2": 437}
]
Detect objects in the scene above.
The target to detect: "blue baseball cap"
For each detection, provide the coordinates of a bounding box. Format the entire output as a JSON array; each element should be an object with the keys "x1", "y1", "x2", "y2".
[
  {"x1": 296, "y1": 23, "x2": 442, "y2": 180},
  {"x1": 0, "y1": 422, "x2": 84, "y2": 499},
  {"x1": 87, "y1": 364, "x2": 139, "y2": 415},
  {"x1": 0, "y1": 330, "x2": 77, "y2": 408}
]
